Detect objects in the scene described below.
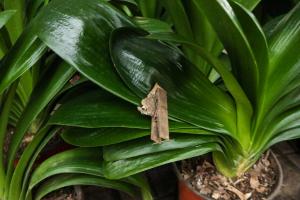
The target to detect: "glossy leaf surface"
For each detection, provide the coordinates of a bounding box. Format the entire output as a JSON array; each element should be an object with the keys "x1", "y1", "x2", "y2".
[
  {"x1": 110, "y1": 27, "x2": 236, "y2": 134},
  {"x1": 34, "y1": 0, "x2": 139, "y2": 104}
]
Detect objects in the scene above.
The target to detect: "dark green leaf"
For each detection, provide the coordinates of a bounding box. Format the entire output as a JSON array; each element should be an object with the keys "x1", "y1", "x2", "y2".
[
  {"x1": 34, "y1": 0, "x2": 139, "y2": 104},
  {"x1": 49, "y1": 88, "x2": 150, "y2": 129},
  {"x1": 110, "y1": 27, "x2": 236, "y2": 134}
]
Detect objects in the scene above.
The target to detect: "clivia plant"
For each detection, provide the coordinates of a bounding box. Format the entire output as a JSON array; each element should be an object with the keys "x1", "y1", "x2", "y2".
[
  {"x1": 50, "y1": 0, "x2": 300, "y2": 195},
  {"x1": 0, "y1": 0, "x2": 300, "y2": 199}
]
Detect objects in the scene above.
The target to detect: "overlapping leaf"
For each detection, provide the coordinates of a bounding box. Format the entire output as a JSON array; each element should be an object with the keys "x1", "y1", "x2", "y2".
[{"x1": 110, "y1": 27, "x2": 236, "y2": 134}]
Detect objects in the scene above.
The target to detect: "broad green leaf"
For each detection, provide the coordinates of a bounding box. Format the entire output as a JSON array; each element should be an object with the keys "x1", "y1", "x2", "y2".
[
  {"x1": 60, "y1": 126, "x2": 202, "y2": 147},
  {"x1": 49, "y1": 88, "x2": 150, "y2": 129},
  {"x1": 146, "y1": 32, "x2": 252, "y2": 148},
  {"x1": 103, "y1": 135, "x2": 218, "y2": 161},
  {"x1": 110, "y1": 27, "x2": 236, "y2": 134},
  {"x1": 193, "y1": 0, "x2": 259, "y2": 103},
  {"x1": 104, "y1": 143, "x2": 220, "y2": 179},
  {"x1": 33, "y1": 174, "x2": 139, "y2": 200},
  {"x1": 34, "y1": 0, "x2": 139, "y2": 104}
]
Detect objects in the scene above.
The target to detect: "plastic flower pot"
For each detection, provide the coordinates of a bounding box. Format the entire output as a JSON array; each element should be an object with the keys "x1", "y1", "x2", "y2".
[{"x1": 175, "y1": 151, "x2": 283, "y2": 200}]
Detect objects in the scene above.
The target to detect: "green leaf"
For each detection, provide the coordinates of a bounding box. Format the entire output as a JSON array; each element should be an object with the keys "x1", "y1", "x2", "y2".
[
  {"x1": 0, "y1": 82, "x2": 18, "y2": 198},
  {"x1": 7, "y1": 62, "x2": 75, "y2": 185},
  {"x1": 28, "y1": 148, "x2": 103, "y2": 190},
  {"x1": 49, "y1": 88, "x2": 150, "y2": 129},
  {"x1": 230, "y1": 1, "x2": 269, "y2": 79},
  {"x1": 60, "y1": 126, "x2": 201, "y2": 147},
  {"x1": 193, "y1": 0, "x2": 259, "y2": 103},
  {"x1": 61, "y1": 128, "x2": 151, "y2": 147},
  {"x1": 104, "y1": 143, "x2": 220, "y2": 179},
  {"x1": 267, "y1": 126, "x2": 300, "y2": 149},
  {"x1": 136, "y1": 0, "x2": 157, "y2": 18},
  {"x1": 0, "y1": 34, "x2": 47, "y2": 95},
  {"x1": 134, "y1": 17, "x2": 173, "y2": 34},
  {"x1": 34, "y1": 0, "x2": 139, "y2": 104},
  {"x1": 33, "y1": 174, "x2": 139, "y2": 200},
  {"x1": 146, "y1": 32, "x2": 252, "y2": 148},
  {"x1": 0, "y1": 10, "x2": 16, "y2": 29},
  {"x1": 254, "y1": 3, "x2": 300, "y2": 148},
  {"x1": 110, "y1": 27, "x2": 236, "y2": 134},
  {"x1": 19, "y1": 127, "x2": 59, "y2": 200},
  {"x1": 125, "y1": 174, "x2": 153, "y2": 200},
  {"x1": 8, "y1": 127, "x2": 55, "y2": 200},
  {"x1": 103, "y1": 135, "x2": 218, "y2": 161},
  {"x1": 232, "y1": 0, "x2": 261, "y2": 10},
  {"x1": 4, "y1": 0, "x2": 25, "y2": 43},
  {"x1": 26, "y1": 0, "x2": 48, "y2": 20},
  {"x1": 161, "y1": 0, "x2": 193, "y2": 40}
]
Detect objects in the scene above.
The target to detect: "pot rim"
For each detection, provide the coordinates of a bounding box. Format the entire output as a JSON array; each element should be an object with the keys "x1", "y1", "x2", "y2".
[{"x1": 174, "y1": 150, "x2": 283, "y2": 200}]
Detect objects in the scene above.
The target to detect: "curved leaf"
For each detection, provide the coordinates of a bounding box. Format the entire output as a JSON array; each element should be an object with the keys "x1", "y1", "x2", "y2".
[
  {"x1": 61, "y1": 128, "x2": 151, "y2": 147},
  {"x1": 254, "y1": 3, "x2": 300, "y2": 146},
  {"x1": 29, "y1": 148, "x2": 103, "y2": 190},
  {"x1": 110, "y1": 27, "x2": 236, "y2": 134},
  {"x1": 134, "y1": 17, "x2": 173, "y2": 34},
  {"x1": 0, "y1": 10, "x2": 16, "y2": 29},
  {"x1": 0, "y1": 34, "x2": 47, "y2": 95},
  {"x1": 60, "y1": 126, "x2": 203, "y2": 147},
  {"x1": 34, "y1": 0, "x2": 139, "y2": 104},
  {"x1": 193, "y1": 0, "x2": 259, "y2": 103},
  {"x1": 7, "y1": 62, "x2": 75, "y2": 185},
  {"x1": 4, "y1": 0, "x2": 25, "y2": 43},
  {"x1": 9, "y1": 127, "x2": 55, "y2": 200},
  {"x1": 33, "y1": 174, "x2": 139, "y2": 200},
  {"x1": 104, "y1": 143, "x2": 220, "y2": 179},
  {"x1": 49, "y1": 88, "x2": 150, "y2": 128},
  {"x1": 103, "y1": 135, "x2": 218, "y2": 161}
]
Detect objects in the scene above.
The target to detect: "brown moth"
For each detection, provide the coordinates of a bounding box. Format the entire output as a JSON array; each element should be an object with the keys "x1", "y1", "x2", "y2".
[{"x1": 138, "y1": 83, "x2": 169, "y2": 143}]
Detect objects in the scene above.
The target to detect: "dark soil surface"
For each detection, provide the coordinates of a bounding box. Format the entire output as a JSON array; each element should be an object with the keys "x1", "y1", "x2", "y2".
[{"x1": 179, "y1": 151, "x2": 279, "y2": 200}]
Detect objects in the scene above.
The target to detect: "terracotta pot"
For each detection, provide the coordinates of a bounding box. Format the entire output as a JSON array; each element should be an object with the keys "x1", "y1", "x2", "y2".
[{"x1": 175, "y1": 151, "x2": 283, "y2": 200}]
